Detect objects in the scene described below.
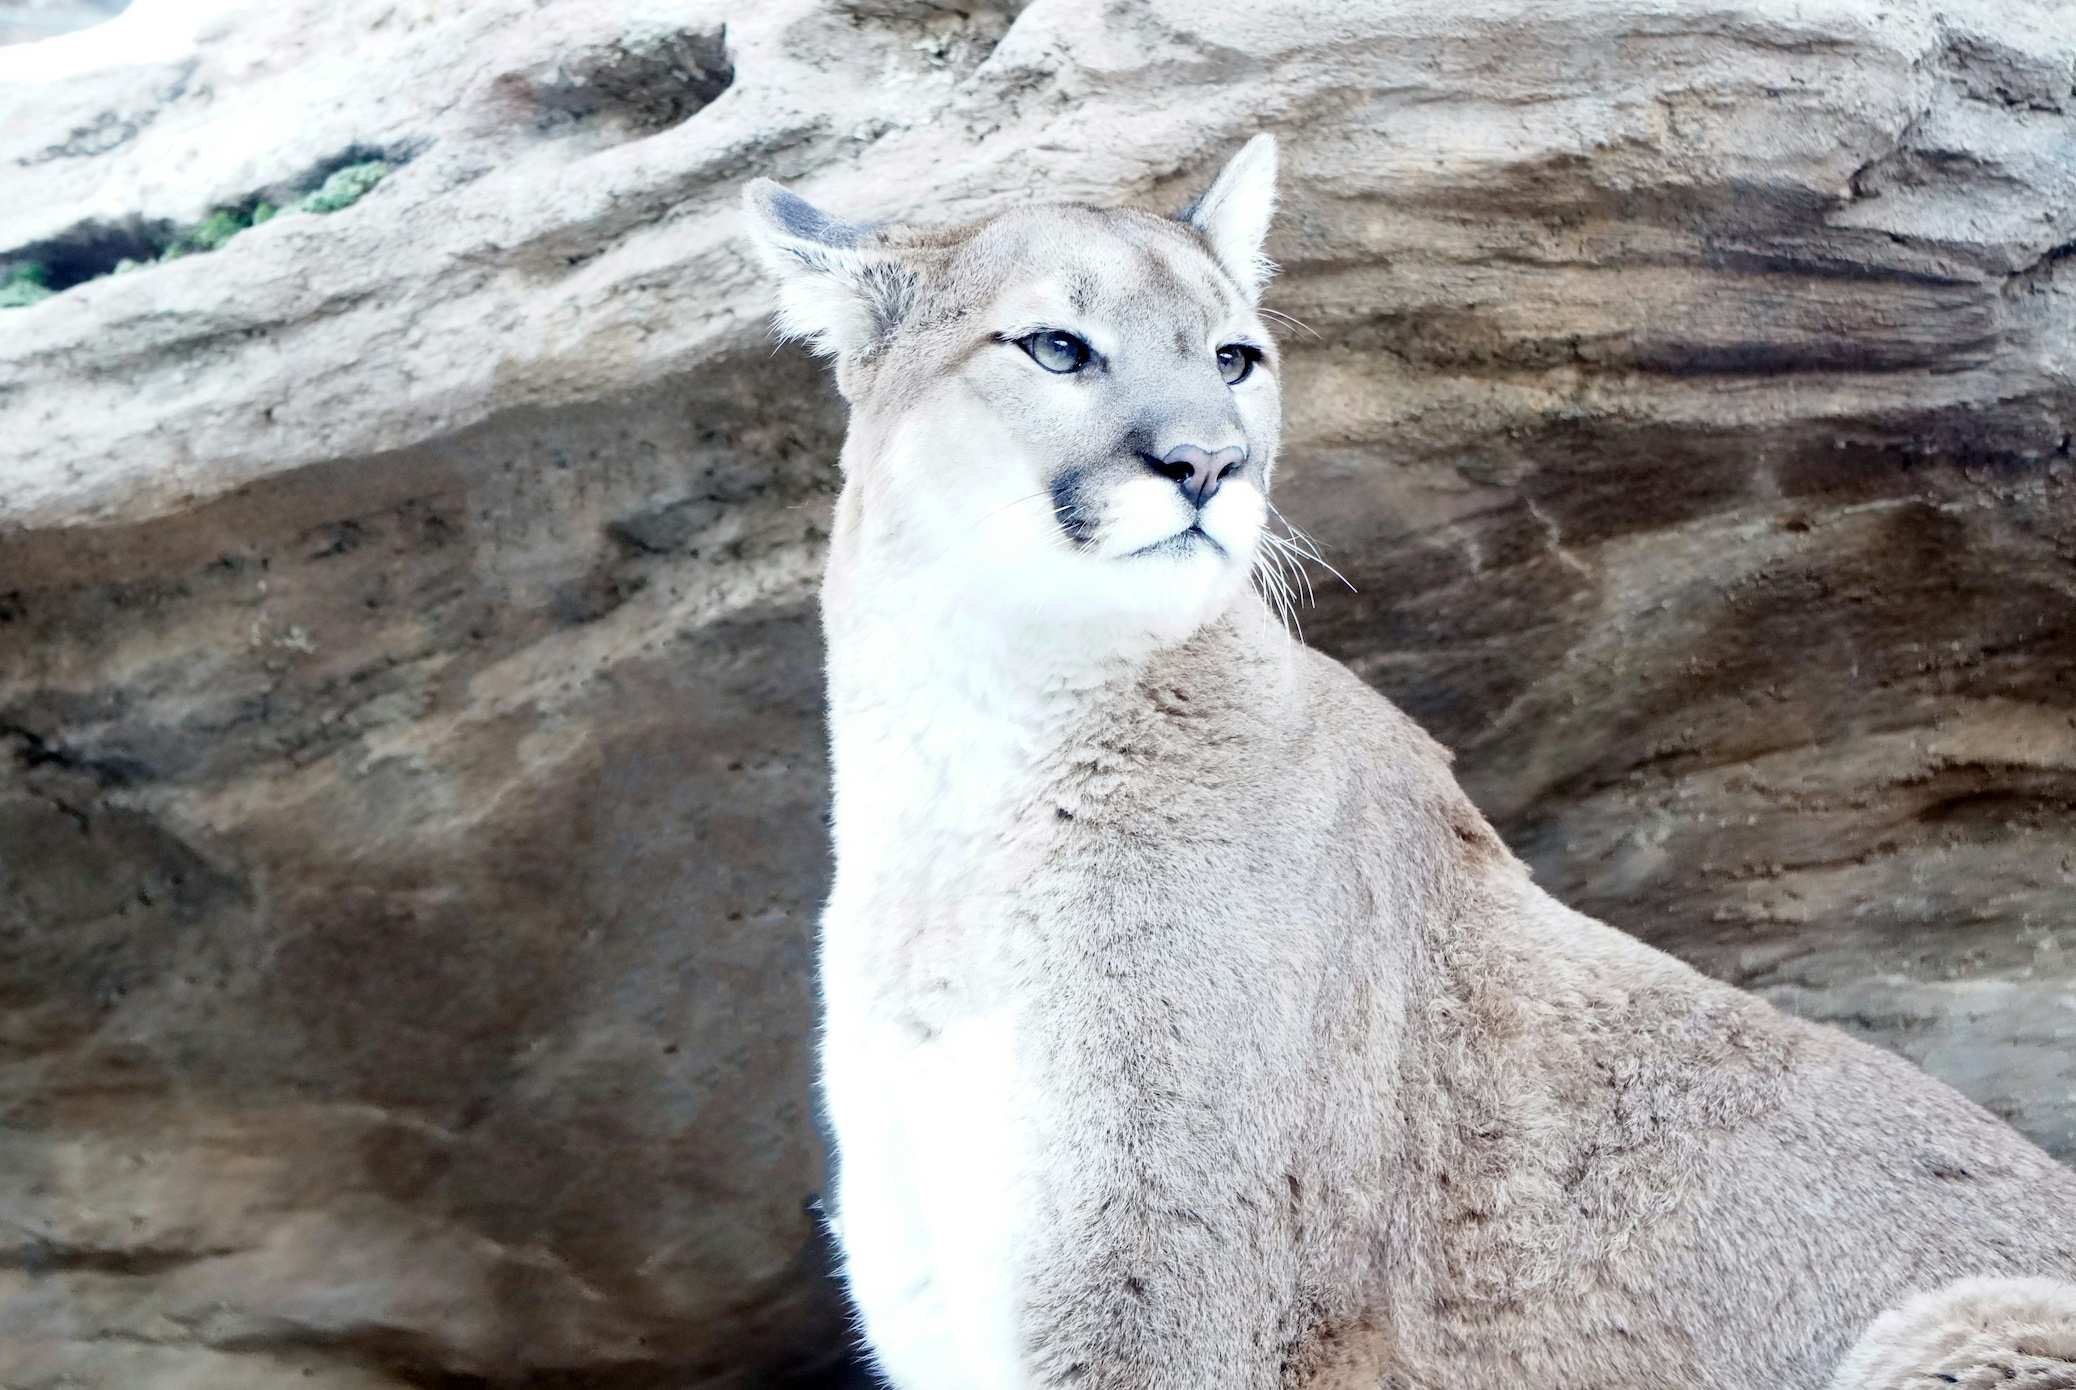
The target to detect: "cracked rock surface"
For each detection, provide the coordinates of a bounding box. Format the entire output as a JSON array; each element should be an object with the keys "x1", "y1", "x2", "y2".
[{"x1": 1, "y1": 0, "x2": 2073, "y2": 1384}]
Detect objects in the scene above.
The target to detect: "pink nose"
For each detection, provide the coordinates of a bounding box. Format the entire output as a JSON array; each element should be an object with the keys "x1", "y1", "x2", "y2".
[{"x1": 1145, "y1": 443, "x2": 1247, "y2": 507}]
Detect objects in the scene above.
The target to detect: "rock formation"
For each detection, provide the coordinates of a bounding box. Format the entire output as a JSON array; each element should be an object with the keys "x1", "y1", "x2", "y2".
[
  {"x1": 0, "y1": 0, "x2": 130, "y2": 48},
  {"x1": 0, "y1": 0, "x2": 2071, "y2": 1383}
]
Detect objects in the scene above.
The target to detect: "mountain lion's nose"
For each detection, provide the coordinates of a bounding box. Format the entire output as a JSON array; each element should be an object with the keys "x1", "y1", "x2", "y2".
[{"x1": 1145, "y1": 443, "x2": 1247, "y2": 508}]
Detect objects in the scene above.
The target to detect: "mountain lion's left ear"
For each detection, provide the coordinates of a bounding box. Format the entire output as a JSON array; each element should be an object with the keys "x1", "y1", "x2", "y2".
[
  {"x1": 1179, "y1": 133, "x2": 1278, "y2": 302},
  {"x1": 742, "y1": 179, "x2": 917, "y2": 360}
]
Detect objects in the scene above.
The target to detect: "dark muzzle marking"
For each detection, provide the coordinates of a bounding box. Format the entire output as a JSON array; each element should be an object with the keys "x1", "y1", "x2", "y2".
[{"x1": 1050, "y1": 469, "x2": 1099, "y2": 546}]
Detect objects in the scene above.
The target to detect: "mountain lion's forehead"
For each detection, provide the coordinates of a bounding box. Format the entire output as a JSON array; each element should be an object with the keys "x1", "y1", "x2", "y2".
[{"x1": 953, "y1": 205, "x2": 1243, "y2": 331}]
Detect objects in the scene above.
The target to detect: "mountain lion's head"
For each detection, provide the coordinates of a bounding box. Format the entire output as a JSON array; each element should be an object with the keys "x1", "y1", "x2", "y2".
[{"x1": 743, "y1": 136, "x2": 1285, "y2": 648}]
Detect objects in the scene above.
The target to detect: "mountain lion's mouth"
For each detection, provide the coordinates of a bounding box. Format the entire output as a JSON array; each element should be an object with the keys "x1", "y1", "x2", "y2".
[{"x1": 1126, "y1": 524, "x2": 1227, "y2": 560}]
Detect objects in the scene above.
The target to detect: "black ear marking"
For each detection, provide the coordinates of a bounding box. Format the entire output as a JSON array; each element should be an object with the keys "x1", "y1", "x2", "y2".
[{"x1": 765, "y1": 184, "x2": 875, "y2": 248}]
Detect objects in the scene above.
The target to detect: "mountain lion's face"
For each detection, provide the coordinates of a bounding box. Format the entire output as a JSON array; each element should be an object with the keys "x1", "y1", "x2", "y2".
[
  {"x1": 748, "y1": 136, "x2": 1285, "y2": 642},
  {"x1": 873, "y1": 208, "x2": 1280, "y2": 634}
]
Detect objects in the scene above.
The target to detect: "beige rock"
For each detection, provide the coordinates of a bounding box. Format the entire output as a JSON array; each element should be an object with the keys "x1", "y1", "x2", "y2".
[
  {"x1": 0, "y1": 0, "x2": 2072, "y2": 1383},
  {"x1": 0, "y1": 0, "x2": 129, "y2": 49}
]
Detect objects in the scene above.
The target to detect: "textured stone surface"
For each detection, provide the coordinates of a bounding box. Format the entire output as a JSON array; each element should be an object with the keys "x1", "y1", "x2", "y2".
[
  {"x1": 0, "y1": 0, "x2": 128, "y2": 48},
  {"x1": 0, "y1": 0, "x2": 2073, "y2": 1384}
]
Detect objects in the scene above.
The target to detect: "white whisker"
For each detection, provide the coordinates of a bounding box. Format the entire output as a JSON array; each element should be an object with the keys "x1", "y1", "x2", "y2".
[
  {"x1": 1259, "y1": 307, "x2": 1322, "y2": 342},
  {"x1": 1249, "y1": 538, "x2": 1301, "y2": 639},
  {"x1": 1270, "y1": 545, "x2": 1307, "y2": 638},
  {"x1": 1266, "y1": 502, "x2": 1355, "y2": 594},
  {"x1": 1264, "y1": 533, "x2": 1317, "y2": 609}
]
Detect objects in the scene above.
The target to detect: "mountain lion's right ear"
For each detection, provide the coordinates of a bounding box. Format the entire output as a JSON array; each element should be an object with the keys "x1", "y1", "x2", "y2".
[
  {"x1": 742, "y1": 179, "x2": 916, "y2": 359},
  {"x1": 1179, "y1": 133, "x2": 1279, "y2": 302}
]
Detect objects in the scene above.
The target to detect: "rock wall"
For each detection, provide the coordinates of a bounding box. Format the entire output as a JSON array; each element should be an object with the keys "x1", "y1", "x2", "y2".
[
  {"x1": 0, "y1": 0, "x2": 2072, "y2": 1385},
  {"x1": 0, "y1": 1, "x2": 130, "y2": 48}
]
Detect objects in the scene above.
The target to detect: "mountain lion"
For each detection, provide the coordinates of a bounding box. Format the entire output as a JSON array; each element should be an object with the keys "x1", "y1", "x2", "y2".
[{"x1": 743, "y1": 135, "x2": 2076, "y2": 1390}]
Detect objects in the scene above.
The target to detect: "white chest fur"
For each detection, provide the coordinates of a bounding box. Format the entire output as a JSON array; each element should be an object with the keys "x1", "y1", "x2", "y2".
[
  {"x1": 818, "y1": 590, "x2": 1104, "y2": 1390},
  {"x1": 821, "y1": 1005, "x2": 1031, "y2": 1390}
]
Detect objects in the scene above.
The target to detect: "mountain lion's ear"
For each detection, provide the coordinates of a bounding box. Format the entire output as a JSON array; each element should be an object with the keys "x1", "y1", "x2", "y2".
[
  {"x1": 742, "y1": 179, "x2": 916, "y2": 358},
  {"x1": 1179, "y1": 133, "x2": 1279, "y2": 301}
]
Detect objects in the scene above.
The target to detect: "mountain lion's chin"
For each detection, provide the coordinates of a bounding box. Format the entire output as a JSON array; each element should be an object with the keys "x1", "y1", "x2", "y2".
[
  {"x1": 1122, "y1": 524, "x2": 1226, "y2": 560},
  {"x1": 1076, "y1": 539, "x2": 1255, "y2": 640}
]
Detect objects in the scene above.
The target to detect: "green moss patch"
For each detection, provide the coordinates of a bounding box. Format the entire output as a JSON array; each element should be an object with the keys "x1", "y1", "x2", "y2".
[
  {"x1": 297, "y1": 161, "x2": 387, "y2": 214},
  {"x1": 2, "y1": 158, "x2": 392, "y2": 309},
  {"x1": 0, "y1": 263, "x2": 54, "y2": 309},
  {"x1": 160, "y1": 204, "x2": 267, "y2": 260},
  {"x1": 158, "y1": 163, "x2": 385, "y2": 264}
]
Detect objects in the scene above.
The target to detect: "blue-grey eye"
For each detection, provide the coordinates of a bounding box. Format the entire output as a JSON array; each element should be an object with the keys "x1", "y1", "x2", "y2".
[
  {"x1": 1020, "y1": 330, "x2": 1092, "y2": 374},
  {"x1": 1217, "y1": 343, "x2": 1262, "y2": 385}
]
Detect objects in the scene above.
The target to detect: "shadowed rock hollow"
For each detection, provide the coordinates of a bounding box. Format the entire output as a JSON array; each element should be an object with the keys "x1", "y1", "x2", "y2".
[{"x1": 1, "y1": 0, "x2": 2073, "y2": 1384}]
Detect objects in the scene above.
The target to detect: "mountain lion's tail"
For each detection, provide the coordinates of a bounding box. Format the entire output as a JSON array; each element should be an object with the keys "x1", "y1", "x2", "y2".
[{"x1": 1829, "y1": 1277, "x2": 2076, "y2": 1389}]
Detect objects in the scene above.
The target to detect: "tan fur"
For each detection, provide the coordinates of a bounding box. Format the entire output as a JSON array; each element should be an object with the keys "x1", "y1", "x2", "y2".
[
  {"x1": 743, "y1": 144, "x2": 2076, "y2": 1390},
  {"x1": 1830, "y1": 1279, "x2": 2076, "y2": 1389},
  {"x1": 1004, "y1": 616, "x2": 2076, "y2": 1388}
]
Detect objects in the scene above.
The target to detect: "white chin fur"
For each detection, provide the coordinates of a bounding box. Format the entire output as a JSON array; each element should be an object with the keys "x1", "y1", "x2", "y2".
[
  {"x1": 870, "y1": 402, "x2": 1264, "y2": 649},
  {"x1": 994, "y1": 487, "x2": 1257, "y2": 641}
]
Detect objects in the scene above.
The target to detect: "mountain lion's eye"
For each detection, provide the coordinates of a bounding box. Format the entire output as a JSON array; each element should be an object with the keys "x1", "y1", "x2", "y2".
[
  {"x1": 1217, "y1": 343, "x2": 1262, "y2": 385},
  {"x1": 1020, "y1": 330, "x2": 1092, "y2": 374}
]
